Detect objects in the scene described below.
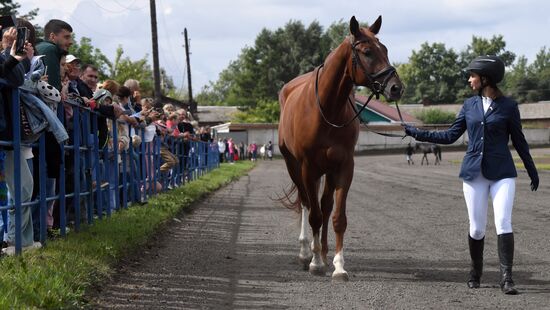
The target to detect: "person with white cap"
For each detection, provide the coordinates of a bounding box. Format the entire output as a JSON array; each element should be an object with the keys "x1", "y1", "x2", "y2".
[{"x1": 65, "y1": 54, "x2": 81, "y2": 95}]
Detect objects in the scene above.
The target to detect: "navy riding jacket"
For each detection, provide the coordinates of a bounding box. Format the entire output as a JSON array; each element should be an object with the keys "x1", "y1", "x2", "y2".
[{"x1": 411, "y1": 96, "x2": 538, "y2": 181}]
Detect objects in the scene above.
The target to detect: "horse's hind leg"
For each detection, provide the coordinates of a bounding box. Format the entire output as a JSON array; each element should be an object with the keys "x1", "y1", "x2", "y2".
[
  {"x1": 320, "y1": 176, "x2": 335, "y2": 268},
  {"x1": 302, "y1": 170, "x2": 325, "y2": 276}
]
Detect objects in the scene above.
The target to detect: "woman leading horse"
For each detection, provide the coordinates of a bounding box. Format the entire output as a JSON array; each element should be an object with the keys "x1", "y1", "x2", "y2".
[{"x1": 278, "y1": 16, "x2": 403, "y2": 281}]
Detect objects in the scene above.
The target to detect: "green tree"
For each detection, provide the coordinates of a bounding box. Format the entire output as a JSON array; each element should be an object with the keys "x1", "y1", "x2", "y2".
[
  {"x1": 459, "y1": 35, "x2": 516, "y2": 67},
  {"x1": 196, "y1": 19, "x2": 365, "y2": 121},
  {"x1": 400, "y1": 42, "x2": 462, "y2": 104},
  {"x1": 232, "y1": 99, "x2": 280, "y2": 123},
  {"x1": 69, "y1": 37, "x2": 112, "y2": 79},
  {"x1": 110, "y1": 46, "x2": 154, "y2": 96},
  {"x1": 527, "y1": 47, "x2": 550, "y2": 101},
  {"x1": 414, "y1": 109, "x2": 456, "y2": 124},
  {"x1": 0, "y1": 1, "x2": 41, "y2": 39},
  {"x1": 503, "y1": 55, "x2": 533, "y2": 103}
]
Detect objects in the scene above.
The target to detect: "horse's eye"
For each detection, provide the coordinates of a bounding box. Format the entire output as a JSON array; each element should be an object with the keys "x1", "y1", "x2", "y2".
[{"x1": 363, "y1": 49, "x2": 371, "y2": 56}]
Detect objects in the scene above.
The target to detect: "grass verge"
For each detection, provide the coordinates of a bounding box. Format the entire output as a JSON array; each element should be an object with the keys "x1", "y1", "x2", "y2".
[
  {"x1": 0, "y1": 161, "x2": 254, "y2": 309},
  {"x1": 451, "y1": 154, "x2": 550, "y2": 171}
]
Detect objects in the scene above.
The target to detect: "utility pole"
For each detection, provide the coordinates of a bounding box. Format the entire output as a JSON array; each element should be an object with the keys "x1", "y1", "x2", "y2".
[
  {"x1": 183, "y1": 28, "x2": 196, "y2": 113},
  {"x1": 149, "y1": 0, "x2": 162, "y2": 107}
]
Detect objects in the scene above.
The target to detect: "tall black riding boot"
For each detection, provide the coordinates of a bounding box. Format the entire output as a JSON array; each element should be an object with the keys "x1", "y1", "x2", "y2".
[
  {"x1": 467, "y1": 235, "x2": 484, "y2": 288},
  {"x1": 498, "y1": 233, "x2": 518, "y2": 295}
]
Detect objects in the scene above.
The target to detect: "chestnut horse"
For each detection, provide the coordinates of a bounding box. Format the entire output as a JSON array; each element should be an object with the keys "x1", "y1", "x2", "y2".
[{"x1": 278, "y1": 16, "x2": 403, "y2": 281}]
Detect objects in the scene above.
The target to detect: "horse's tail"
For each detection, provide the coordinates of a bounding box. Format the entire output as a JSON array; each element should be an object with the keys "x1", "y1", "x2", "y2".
[{"x1": 274, "y1": 183, "x2": 302, "y2": 213}]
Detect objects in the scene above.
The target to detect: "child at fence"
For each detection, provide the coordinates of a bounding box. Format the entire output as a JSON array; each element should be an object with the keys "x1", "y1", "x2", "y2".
[
  {"x1": 136, "y1": 98, "x2": 160, "y2": 194},
  {"x1": 94, "y1": 87, "x2": 129, "y2": 211},
  {"x1": 152, "y1": 118, "x2": 178, "y2": 190}
]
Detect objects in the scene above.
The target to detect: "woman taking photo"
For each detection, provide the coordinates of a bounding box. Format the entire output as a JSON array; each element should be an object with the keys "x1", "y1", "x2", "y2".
[{"x1": 404, "y1": 55, "x2": 539, "y2": 295}]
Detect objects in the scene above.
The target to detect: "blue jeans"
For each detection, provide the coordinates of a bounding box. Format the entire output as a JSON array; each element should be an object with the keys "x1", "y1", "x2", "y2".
[{"x1": 4, "y1": 151, "x2": 34, "y2": 247}]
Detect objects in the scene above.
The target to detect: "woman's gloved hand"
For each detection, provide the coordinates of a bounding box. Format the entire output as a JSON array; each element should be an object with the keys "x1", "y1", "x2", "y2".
[
  {"x1": 403, "y1": 124, "x2": 418, "y2": 138},
  {"x1": 530, "y1": 173, "x2": 539, "y2": 191}
]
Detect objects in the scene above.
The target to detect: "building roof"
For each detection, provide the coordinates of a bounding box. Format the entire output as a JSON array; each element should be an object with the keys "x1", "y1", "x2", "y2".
[
  {"x1": 355, "y1": 95, "x2": 419, "y2": 123},
  {"x1": 196, "y1": 106, "x2": 239, "y2": 124}
]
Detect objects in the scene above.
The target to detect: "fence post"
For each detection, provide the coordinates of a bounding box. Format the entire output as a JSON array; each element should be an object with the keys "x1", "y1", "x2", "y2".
[{"x1": 11, "y1": 89, "x2": 22, "y2": 255}]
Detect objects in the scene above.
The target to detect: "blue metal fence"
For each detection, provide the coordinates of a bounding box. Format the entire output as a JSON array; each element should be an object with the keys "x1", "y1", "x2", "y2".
[{"x1": 0, "y1": 87, "x2": 219, "y2": 255}]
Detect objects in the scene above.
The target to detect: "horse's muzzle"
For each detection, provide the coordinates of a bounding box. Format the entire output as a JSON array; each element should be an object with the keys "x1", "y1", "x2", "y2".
[{"x1": 386, "y1": 79, "x2": 404, "y2": 101}]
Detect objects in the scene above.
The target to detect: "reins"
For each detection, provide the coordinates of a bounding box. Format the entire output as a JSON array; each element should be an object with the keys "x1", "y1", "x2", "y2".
[{"x1": 313, "y1": 40, "x2": 406, "y2": 138}]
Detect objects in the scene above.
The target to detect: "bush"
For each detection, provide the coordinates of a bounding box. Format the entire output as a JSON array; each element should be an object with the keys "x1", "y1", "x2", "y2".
[{"x1": 414, "y1": 108, "x2": 456, "y2": 124}]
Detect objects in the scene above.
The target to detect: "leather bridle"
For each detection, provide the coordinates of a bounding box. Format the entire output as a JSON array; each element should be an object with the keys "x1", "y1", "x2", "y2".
[{"x1": 314, "y1": 39, "x2": 405, "y2": 136}]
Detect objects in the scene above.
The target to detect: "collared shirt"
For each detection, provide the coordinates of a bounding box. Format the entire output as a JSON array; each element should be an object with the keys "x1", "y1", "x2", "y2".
[{"x1": 482, "y1": 96, "x2": 492, "y2": 114}]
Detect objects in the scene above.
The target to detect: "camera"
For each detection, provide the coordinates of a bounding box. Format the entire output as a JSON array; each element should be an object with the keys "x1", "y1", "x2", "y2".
[{"x1": 15, "y1": 27, "x2": 28, "y2": 55}]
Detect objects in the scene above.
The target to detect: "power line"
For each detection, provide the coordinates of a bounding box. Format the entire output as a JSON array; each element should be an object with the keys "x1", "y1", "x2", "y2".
[
  {"x1": 111, "y1": 0, "x2": 148, "y2": 11},
  {"x1": 91, "y1": 0, "x2": 147, "y2": 14},
  {"x1": 70, "y1": 17, "x2": 140, "y2": 38},
  {"x1": 157, "y1": 0, "x2": 186, "y2": 88}
]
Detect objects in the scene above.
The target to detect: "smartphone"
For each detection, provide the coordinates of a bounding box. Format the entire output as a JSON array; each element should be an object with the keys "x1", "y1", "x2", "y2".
[
  {"x1": 15, "y1": 27, "x2": 28, "y2": 55},
  {"x1": 0, "y1": 15, "x2": 16, "y2": 28}
]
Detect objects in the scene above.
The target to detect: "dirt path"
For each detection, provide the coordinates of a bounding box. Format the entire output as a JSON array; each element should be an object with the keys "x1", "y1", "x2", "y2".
[{"x1": 91, "y1": 149, "x2": 550, "y2": 309}]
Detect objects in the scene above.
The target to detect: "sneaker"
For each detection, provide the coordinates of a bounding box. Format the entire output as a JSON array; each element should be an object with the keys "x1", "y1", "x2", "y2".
[
  {"x1": 1, "y1": 242, "x2": 41, "y2": 256},
  {"x1": 2, "y1": 246, "x2": 15, "y2": 256}
]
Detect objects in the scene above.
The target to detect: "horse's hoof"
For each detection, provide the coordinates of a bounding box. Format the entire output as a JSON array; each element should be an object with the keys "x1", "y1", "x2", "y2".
[
  {"x1": 309, "y1": 264, "x2": 327, "y2": 276},
  {"x1": 332, "y1": 271, "x2": 349, "y2": 282},
  {"x1": 299, "y1": 255, "x2": 312, "y2": 270}
]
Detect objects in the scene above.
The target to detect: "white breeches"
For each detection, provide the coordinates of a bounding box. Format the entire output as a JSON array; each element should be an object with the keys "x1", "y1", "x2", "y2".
[{"x1": 463, "y1": 175, "x2": 516, "y2": 240}]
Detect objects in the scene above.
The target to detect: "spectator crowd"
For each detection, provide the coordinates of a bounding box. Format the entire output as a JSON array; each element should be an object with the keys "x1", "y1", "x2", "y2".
[{"x1": 0, "y1": 17, "x2": 217, "y2": 255}]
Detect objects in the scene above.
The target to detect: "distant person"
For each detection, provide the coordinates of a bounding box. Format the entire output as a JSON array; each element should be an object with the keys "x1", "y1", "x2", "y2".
[
  {"x1": 404, "y1": 55, "x2": 539, "y2": 295},
  {"x1": 266, "y1": 141, "x2": 274, "y2": 160},
  {"x1": 405, "y1": 143, "x2": 414, "y2": 165}
]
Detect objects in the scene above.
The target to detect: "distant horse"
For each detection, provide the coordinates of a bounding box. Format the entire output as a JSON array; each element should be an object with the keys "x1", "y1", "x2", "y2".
[
  {"x1": 278, "y1": 16, "x2": 403, "y2": 281},
  {"x1": 415, "y1": 143, "x2": 442, "y2": 165}
]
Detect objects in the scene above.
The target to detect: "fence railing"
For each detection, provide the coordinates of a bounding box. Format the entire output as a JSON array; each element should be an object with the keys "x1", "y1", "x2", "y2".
[{"x1": 0, "y1": 86, "x2": 219, "y2": 255}]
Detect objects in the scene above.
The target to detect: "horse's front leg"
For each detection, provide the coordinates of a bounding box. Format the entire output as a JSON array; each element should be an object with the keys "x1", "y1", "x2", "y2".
[
  {"x1": 298, "y1": 205, "x2": 312, "y2": 269},
  {"x1": 331, "y1": 163, "x2": 353, "y2": 282},
  {"x1": 302, "y1": 170, "x2": 325, "y2": 276}
]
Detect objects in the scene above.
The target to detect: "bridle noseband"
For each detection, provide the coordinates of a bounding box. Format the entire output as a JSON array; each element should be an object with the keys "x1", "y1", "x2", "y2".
[
  {"x1": 314, "y1": 39, "x2": 405, "y2": 135},
  {"x1": 350, "y1": 39, "x2": 396, "y2": 99}
]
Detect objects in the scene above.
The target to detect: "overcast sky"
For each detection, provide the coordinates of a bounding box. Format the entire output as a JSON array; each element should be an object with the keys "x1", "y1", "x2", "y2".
[{"x1": 17, "y1": 0, "x2": 550, "y2": 94}]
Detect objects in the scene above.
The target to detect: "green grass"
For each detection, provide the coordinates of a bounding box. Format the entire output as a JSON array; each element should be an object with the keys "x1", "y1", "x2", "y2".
[
  {"x1": 0, "y1": 161, "x2": 254, "y2": 309},
  {"x1": 450, "y1": 157, "x2": 550, "y2": 170}
]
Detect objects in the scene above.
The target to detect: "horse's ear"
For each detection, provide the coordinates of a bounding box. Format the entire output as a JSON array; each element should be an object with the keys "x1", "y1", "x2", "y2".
[
  {"x1": 369, "y1": 15, "x2": 382, "y2": 35},
  {"x1": 349, "y1": 16, "x2": 360, "y2": 37}
]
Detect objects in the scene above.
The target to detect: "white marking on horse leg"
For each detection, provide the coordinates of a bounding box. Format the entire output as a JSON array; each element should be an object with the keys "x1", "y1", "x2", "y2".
[
  {"x1": 298, "y1": 207, "x2": 312, "y2": 268},
  {"x1": 309, "y1": 233, "x2": 326, "y2": 276},
  {"x1": 332, "y1": 250, "x2": 349, "y2": 282}
]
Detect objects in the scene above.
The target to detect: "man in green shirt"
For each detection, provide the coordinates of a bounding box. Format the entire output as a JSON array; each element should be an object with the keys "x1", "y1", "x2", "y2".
[
  {"x1": 33, "y1": 19, "x2": 73, "y2": 231},
  {"x1": 35, "y1": 19, "x2": 73, "y2": 91}
]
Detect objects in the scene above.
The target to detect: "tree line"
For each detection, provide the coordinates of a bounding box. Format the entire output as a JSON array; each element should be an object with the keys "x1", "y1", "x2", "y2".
[
  {"x1": 2, "y1": 0, "x2": 181, "y2": 100},
  {"x1": 196, "y1": 19, "x2": 550, "y2": 123}
]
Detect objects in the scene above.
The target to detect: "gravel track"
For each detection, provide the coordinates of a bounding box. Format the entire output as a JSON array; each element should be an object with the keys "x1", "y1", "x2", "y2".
[{"x1": 91, "y1": 149, "x2": 550, "y2": 309}]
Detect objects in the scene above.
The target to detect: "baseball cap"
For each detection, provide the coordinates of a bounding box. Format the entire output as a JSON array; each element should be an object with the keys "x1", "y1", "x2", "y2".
[{"x1": 66, "y1": 54, "x2": 80, "y2": 64}]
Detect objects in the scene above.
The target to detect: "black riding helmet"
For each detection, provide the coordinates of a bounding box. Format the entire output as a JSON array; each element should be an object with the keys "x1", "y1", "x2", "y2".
[{"x1": 465, "y1": 55, "x2": 505, "y2": 84}]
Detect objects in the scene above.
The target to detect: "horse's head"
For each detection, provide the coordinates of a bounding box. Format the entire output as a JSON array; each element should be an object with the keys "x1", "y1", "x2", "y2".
[{"x1": 347, "y1": 16, "x2": 403, "y2": 101}]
